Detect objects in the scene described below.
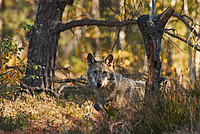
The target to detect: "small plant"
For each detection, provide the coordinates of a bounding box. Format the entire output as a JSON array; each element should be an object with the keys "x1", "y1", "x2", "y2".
[{"x1": 0, "y1": 24, "x2": 44, "y2": 100}]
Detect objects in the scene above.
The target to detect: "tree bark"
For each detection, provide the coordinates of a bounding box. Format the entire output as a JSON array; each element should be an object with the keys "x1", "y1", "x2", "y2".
[
  {"x1": 22, "y1": 1, "x2": 68, "y2": 92},
  {"x1": 138, "y1": 7, "x2": 174, "y2": 92}
]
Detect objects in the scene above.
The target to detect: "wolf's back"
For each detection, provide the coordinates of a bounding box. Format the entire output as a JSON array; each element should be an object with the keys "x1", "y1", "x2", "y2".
[{"x1": 112, "y1": 73, "x2": 145, "y2": 106}]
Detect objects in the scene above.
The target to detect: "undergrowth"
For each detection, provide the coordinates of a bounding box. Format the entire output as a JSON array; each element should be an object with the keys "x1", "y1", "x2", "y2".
[{"x1": 0, "y1": 81, "x2": 199, "y2": 134}]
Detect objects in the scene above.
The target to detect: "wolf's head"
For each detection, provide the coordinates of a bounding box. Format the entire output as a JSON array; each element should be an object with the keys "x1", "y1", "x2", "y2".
[{"x1": 87, "y1": 53, "x2": 115, "y2": 88}]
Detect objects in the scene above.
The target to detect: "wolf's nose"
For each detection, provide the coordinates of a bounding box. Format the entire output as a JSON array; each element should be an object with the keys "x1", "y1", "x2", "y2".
[{"x1": 97, "y1": 83, "x2": 102, "y2": 88}]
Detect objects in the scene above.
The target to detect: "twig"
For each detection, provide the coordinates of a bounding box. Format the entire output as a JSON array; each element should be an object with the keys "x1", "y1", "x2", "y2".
[
  {"x1": 55, "y1": 65, "x2": 71, "y2": 78},
  {"x1": 54, "y1": 78, "x2": 88, "y2": 84},
  {"x1": 164, "y1": 34, "x2": 185, "y2": 54},
  {"x1": 172, "y1": 13, "x2": 200, "y2": 39},
  {"x1": 55, "y1": 66, "x2": 71, "y2": 71},
  {"x1": 132, "y1": 118, "x2": 143, "y2": 128},
  {"x1": 21, "y1": 82, "x2": 91, "y2": 97},
  {"x1": 181, "y1": 14, "x2": 194, "y2": 22},
  {"x1": 20, "y1": 83, "x2": 59, "y2": 97},
  {"x1": 164, "y1": 28, "x2": 176, "y2": 34},
  {"x1": 102, "y1": 0, "x2": 116, "y2": 13},
  {"x1": 111, "y1": 28, "x2": 120, "y2": 53},
  {"x1": 110, "y1": 121, "x2": 128, "y2": 133},
  {"x1": 165, "y1": 31, "x2": 200, "y2": 51}
]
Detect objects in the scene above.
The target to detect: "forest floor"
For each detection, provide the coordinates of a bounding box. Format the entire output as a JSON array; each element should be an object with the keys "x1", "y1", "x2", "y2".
[{"x1": 0, "y1": 80, "x2": 200, "y2": 134}]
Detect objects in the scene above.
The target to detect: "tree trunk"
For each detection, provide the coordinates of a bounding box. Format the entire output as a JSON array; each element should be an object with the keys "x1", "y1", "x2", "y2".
[
  {"x1": 184, "y1": 0, "x2": 195, "y2": 83},
  {"x1": 92, "y1": 0, "x2": 100, "y2": 57},
  {"x1": 22, "y1": 1, "x2": 68, "y2": 93},
  {"x1": 138, "y1": 7, "x2": 174, "y2": 92},
  {"x1": 0, "y1": 0, "x2": 4, "y2": 67},
  {"x1": 196, "y1": 5, "x2": 200, "y2": 86}
]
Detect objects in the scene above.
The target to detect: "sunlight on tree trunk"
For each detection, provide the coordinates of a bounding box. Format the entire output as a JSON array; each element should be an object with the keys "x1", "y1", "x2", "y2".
[
  {"x1": 92, "y1": 0, "x2": 101, "y2": 58},
  {"x1": 195, "y1": 5, "x2": 200, "y2": 86},
  {"x1": 119, "y1": 0, "x2": 126, "y2": 50},
  {"x1": 171, "y1": 0, "x2": 176, "y2": 7},
  {"x1": 0, "y1": 0, "x2": 4, "y2": 67},
  {"x1": 184, "y1": 0, "x2": 195, "y2": 83}
]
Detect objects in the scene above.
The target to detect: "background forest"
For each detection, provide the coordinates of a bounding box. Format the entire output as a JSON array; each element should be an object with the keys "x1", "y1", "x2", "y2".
[
  {"x1": 0, "y1": 0, "x2": 200, "y2": 133},
  {"x1": 1, "y1": 0, "x2": 200, "y2": 82}
]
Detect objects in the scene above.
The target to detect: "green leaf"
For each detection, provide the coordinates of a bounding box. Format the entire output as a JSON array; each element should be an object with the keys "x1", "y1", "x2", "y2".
[
  {"x1": 17, "y1": 56, "x2": 21, "y2": 60},
  {"x1": 22, "y1": 65, "x2": 26, "y2": 68},
  {"x1": 18, "y1": 47, "x2": 24, "y2": 52},
  {"x1": 22, "y1": 26, "x2": 27, "y2": 31},
  {"x1": 21, "y1": 69, "x2": 26, "y2": 74},
  {"x1": 27, "y1": 24, "x2": 31, "y2": 29}
]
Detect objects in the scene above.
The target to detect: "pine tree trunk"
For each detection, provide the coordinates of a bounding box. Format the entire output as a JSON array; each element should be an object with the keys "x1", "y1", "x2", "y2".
[{"x1": 22, "y1": 1, "x2": 67, "y2": 92}]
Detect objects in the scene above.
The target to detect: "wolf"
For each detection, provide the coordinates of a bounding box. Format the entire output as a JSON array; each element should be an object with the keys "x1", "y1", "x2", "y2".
[{"x1": 86, "y1": 53, "x2": 145, "y2": 109}]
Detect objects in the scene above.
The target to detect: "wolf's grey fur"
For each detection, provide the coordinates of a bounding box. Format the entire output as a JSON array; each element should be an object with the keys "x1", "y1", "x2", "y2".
[{"x1": 86, "y1": 53, "x2": 145, "y2": 107}]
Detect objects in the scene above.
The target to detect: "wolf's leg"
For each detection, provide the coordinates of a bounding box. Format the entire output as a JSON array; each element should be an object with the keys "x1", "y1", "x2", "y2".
[{"x1": 93, "y1": 88, "x2": 105, "y2": 107}]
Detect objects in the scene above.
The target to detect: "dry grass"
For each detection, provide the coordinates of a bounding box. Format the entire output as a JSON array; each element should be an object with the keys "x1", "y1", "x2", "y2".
[
  {"x1": 0, "y1": 91, "x2": 100, "y2": 133},
  {"x1": 0, "y1": 79, "x2": 200, "y2": 134}
]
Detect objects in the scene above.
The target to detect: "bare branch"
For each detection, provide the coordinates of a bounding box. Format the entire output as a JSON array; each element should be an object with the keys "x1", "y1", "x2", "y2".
[
  {"x1": 165, "y1": 31, "x2": 200, "y2": 51},
  {"x1": 111, "y1": 28, "x2": 120, "y2": 53},
  {"x1": 20, "y1": 83, "x2": 59, "y2": 97},
  {"x1": 102, "y1": 0, "x2": 116, "y2": 13},
  {"x1": 172, "y1": 13, "x2": 200, "y2": 39},
  {"x1": 55, "y1": 19, "x2": 138, "y2": 33},
  {"x1": 20, "y1": 82, "x2": 90, "y2": 98},
  {"x1": 54, "y1": 78, "x2": 88, "y2": 84},
  {"x1": 164, "y1": 34, "x2": 185, "y2": 54}
]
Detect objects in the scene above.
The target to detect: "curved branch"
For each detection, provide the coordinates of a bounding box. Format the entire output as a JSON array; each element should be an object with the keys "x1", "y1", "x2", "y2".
[
  {"x1": 172, "y1": 13, "x2": 200, "y2": 39},
  {"x1": 165, "y1": 31, "x2": 200, "y2": 51},
  {"x1": 55, "y1": 19, "x2": 138, "y2": 33}
]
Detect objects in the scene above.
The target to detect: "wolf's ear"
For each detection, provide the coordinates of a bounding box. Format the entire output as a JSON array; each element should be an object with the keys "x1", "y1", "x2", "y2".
[
  {"x1": 105, "y1": 53, "x2": 114, "y2": 67},
  {"x1": 87, "y1": 53, "x2": 96, "y2": 66}
]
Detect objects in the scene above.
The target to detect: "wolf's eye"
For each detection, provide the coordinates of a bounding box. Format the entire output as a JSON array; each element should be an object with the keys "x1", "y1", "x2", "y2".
[{"x1": 93, "y1": 71, "x2": 97, "y2": 74}]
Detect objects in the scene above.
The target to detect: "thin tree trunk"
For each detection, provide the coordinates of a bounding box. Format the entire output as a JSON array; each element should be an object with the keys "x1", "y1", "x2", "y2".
[
  {"x1": 92, "y1": 0, "x2": 100, "y2": 58},
  {"x1": 195, "y1": 2, "x2": 200, "y2": 86},
  {"x1": 184, "y1": 0, "x2": 195, "y2": 83},
  {"x1": 0, "y1": 0, "x2": 4, "y2": 67},
  {"x1": 138, "y1": 7, "x2": 174, "y2": 92},
  {"x1": 151, "y1": 0, "x2": 156, "y2": 18}
]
